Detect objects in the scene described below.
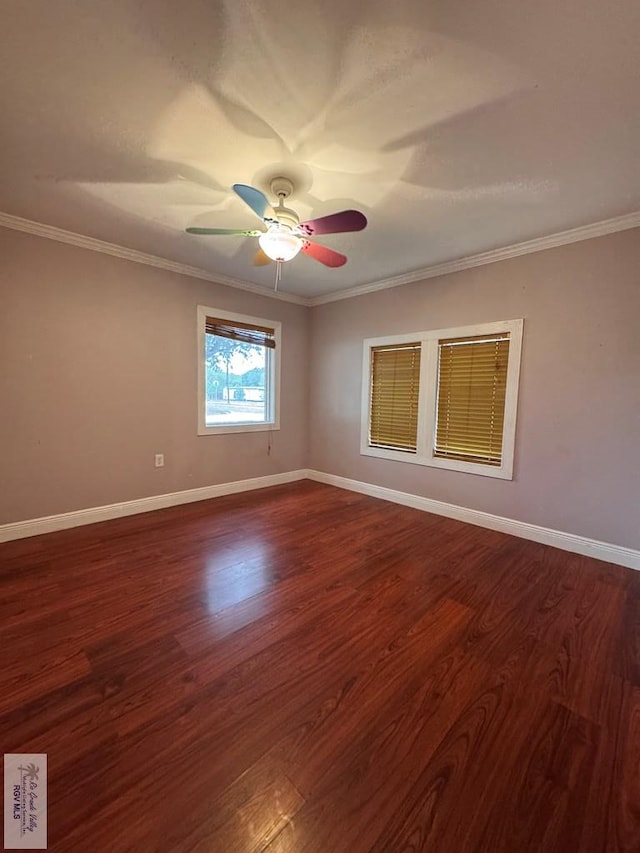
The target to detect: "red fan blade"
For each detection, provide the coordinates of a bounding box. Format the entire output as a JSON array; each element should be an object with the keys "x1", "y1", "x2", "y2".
[
  {"x1": 301, "y1": 240, "x2": 347, "y2": 268},
  {"x1": 298, "y1": 209, "x2": 367, "y2": 236}
]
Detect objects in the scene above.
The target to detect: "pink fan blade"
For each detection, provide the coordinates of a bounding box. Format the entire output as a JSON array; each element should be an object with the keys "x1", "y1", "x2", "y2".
[
  {"x1": 298, "y1": 209, "x2": 367, "y2": 236},
  {"x1": 301, "y1": 240, "x2": 347, "y2": 268}
]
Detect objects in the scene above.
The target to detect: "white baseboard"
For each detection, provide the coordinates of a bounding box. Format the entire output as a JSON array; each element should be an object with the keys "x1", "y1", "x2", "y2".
[
  {"x1": 3, "y1": 468, "x2": 638, "y2": 572},
  {"x1": 0, "y1": 470, "x2": 307, "y2": 543},
  {"x1": 306, "y1": 470, "x2": 640, "y2": 571}
]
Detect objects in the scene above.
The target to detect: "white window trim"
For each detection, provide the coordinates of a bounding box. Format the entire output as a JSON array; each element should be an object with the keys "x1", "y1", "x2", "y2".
[
  {"x1": 360, "y1": 319, "x2": 524, "y2": 480},
  {"x1": 197, "y1": 305, "x2": 281, "y2": 436}
]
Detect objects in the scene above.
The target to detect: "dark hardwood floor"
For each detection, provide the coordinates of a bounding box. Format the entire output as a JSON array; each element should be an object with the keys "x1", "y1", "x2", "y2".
[{"x1": 1, "y1": 480, "x2": 638, "y2": 851}]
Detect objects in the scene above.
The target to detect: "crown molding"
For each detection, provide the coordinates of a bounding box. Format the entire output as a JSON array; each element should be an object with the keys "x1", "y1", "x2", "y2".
[
  {"x1": 309, "y1": 209, "x2": 640, "y2": 306},
  {"x1": 0, "y1": 211, "x2": 308, "y2": 306},
  {"x1": 2, "y1": 208, "x2": 639, "y2": 309}
]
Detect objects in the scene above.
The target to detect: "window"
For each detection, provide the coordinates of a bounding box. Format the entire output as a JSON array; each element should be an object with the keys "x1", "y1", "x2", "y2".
[
  {"x1": 197, "y1": 306, "x2": 281, "y2": 435},
  {"x1": 361, "y1": 319, "x2": 523, "y2": 479}
]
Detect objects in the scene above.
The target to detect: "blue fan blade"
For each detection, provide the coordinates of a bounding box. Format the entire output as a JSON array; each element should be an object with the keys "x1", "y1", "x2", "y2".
[{"x1": 233, "y1": 184, "x2": 278, "y2": 224}]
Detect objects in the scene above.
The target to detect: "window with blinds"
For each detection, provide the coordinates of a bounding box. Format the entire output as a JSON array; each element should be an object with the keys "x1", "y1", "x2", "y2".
[
  {"x1": 369, "y1": 343, "x2": 421, "y2": 452},
  {"x1": 434, "y1": 333, "x2": 510, "y2": 465},
  {"x1": 197, "y1": 306, "x2": 281, "y2": 435},
  {"x1": 361, "y1": 320, "x2": 522, "y2": 479}
]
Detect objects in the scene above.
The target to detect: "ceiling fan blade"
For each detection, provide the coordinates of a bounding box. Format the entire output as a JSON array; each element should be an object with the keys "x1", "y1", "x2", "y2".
[
  {"x1": 253, "y1": 248, "x2": 272, "y2": 266},
  {"x1": 186, "y1": 227, "x2": 262, "y2": 236},
  {"x1": 232, "y1": 184, "x2": 278, "y2": 224},
  {"x1": 299, "y1": 209, "x2": 367, "y2": 236},
  {"x1": 301, "y1": 240, "x2": 347, "y2": 268}
]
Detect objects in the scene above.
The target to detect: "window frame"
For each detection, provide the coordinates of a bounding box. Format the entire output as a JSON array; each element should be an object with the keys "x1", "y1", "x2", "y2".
[
  {"x1": 360, "y1": 319, "x2": 524, "y2": 479},
  {"x1": 197, "y1": 305, "x2": 281, "y2": 436}
]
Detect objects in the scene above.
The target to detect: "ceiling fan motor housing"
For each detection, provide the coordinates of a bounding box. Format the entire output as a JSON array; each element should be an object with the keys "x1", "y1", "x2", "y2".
[{"x1": 274, "y1": 207, "x2": 299, "y2": 229}]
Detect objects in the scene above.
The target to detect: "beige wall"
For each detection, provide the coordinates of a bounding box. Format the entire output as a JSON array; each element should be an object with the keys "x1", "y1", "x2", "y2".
[
  {"x1": 2, "y1": 226, "x2": 639, "y2": 551},
  {"x1": 309, "y1": 228, "x2": 640, "y2": 550},
  {"x1": 0, "y1": 229, "x2": 309, "y2": 523}
]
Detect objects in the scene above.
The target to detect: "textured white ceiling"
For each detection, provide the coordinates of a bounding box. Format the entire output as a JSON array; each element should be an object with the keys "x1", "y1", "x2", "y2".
[{"x1": 1, "y1": 0, "x2": 639, "y2": 298}]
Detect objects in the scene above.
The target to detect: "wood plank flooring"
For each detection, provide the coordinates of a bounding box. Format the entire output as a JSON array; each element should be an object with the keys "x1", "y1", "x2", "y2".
[{"x1": 1, "y1": 480, "x2": 638, "y2": 851}]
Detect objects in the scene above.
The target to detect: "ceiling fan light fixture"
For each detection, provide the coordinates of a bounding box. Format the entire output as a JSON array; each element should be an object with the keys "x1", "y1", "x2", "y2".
[{"x1": 258, "y1": 227, "x2": 303, "y2": 262}]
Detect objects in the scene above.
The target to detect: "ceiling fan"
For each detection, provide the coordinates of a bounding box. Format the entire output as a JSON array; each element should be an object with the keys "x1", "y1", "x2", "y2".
[{"x1": 186, "y1": 177, "x2": 367, "y2": 270}]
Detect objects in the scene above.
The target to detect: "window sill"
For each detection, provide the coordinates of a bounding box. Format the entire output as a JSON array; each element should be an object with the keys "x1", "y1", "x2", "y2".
[
  {"x1": 198, "y1": 422, "x2": 280, "y2": 436},
  {"x1": 360, "y1": 445, "x2": 514, "y2": 480}
]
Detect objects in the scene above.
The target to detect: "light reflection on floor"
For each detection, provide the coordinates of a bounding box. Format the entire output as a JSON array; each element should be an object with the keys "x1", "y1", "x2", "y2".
[{"x1": 203, "y1": 536, "x2": 274, "y2": 615}]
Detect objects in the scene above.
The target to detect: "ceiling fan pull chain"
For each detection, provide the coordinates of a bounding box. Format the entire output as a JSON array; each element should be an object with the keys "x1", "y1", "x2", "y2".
[{"x1": 274, "y1": 259, "x2": 282, "y2": 291}]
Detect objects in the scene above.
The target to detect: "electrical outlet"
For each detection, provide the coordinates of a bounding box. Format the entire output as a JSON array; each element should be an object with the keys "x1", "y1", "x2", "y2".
[{"x1": 154, "y1": 454, "x2": 164, "y2": 468}]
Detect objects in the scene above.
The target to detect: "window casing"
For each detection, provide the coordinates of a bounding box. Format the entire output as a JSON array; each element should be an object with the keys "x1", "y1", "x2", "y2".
[
  {"x1": 361, "y1": 319, "x2": 523, "y2": 479},
  {"x1": 197, "y1": 305, "x2": 281, "y2": 435}
]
